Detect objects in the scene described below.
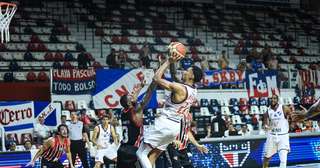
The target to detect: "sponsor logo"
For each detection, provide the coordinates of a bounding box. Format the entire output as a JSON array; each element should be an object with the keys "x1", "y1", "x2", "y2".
[{"x1": 219, "y1": 141, "x2": 250, "y2": 167}]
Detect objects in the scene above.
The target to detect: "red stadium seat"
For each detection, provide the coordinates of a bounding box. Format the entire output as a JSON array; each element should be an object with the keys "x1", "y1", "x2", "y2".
[
  {"x1": 37, "y1": 71, "x2": 49, "y2": 81},
  {"x1": 26, "y1": 71, "x2": 37, "y2": 82}
]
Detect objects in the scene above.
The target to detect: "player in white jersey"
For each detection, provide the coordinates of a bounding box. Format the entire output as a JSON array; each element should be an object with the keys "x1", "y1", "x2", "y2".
[
  {"x1": 136, "y1": 45, "x2": 203, "y2": 168},
  {"x1": 92, "y1": 114, "x2": 119, "y2": 168},
  {"x1": 263, "y1": 95, "x2": 292, "y2": 168},
  {"x1": 291, "y1": 98, "x2": 320, "y2": 122}
]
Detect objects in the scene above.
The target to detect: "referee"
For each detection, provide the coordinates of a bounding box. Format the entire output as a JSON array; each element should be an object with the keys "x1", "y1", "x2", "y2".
[{"x1": 68, "y1": 111, "x2": 90, "y2": 168}]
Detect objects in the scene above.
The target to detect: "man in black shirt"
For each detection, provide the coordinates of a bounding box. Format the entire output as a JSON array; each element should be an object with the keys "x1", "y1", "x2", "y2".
[{"x1": 117, "y1": 79, "x2": 157, "y2": 168}]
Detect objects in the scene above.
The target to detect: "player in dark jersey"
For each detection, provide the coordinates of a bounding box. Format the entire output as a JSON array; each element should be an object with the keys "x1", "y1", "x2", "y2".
[
  {"x1": 26, "y1": 124, "x2": 74, "y2": 168},
  {"x1": 117, "y1": 78, "x2": 157, "y2": 168}
]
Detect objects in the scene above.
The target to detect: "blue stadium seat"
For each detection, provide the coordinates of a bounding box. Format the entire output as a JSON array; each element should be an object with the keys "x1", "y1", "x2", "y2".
[
  {"x1": 259, "y1": 97, "x2": 269, "y2": 106},
  {"x1": 293, "y1": 96, "x2": 301, "y2": 105},
  {"x1": 230, "y1": 106, "x2": 240, "y2": 115},
  {"x1": 200, "y1": 98, "x2": 209, "y2": 107},
  {"x1": 210, "y1": 99, "x2": 219, "y2": 107},
  {"x1": 229, "y1": 98, "x2": 239, "y2": 106},
  {"x1": 249, "y1": 98, "x2": 258, "y2": 106}
]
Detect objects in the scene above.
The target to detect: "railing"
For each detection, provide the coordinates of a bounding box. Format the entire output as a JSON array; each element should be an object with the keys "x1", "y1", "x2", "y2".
[{"x1": 0, "y1": 126, "x2": 5, "y2": 152}]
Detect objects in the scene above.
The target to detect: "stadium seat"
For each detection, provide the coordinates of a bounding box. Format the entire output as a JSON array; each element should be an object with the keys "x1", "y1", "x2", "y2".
[
  {"x1": 209, "y1": 99, "x2": 219, "y2": 107},
  {"x1": 259, "y1": 97, "x2": 269, "y2": 106},
  {"x1": 200, "y1": 99, "x2": 209, "y2": 107},
  {"x1": 250, "y1": 106, "x2": 260, "y2": 115},
  {"x1": 230, "y1": 106, "x2": 240, "y2": 115},
  {"x1": 229, "y1": 98, "x2": 239, "y2": 106},
  {"x1": 221, "y1": 106, "x2": 230, "y2": 115},
  {"x1": 219, "y1": 99, "x2": 229, "y2": 107},
  {"x1": 249, "y1": 98, "x2": 258, "y2": 106},
  {"x1": 77, "y1": 100, "x2": 88, "y2": 109},
  {"x1": 260, "y1": 106, "x2": 268, "y2": 114},
  {"x1": 200, "y1": 107, "x2": 210, "y2": 116}
]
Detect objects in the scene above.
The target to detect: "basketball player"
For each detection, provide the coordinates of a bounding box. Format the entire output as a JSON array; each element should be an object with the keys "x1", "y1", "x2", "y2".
[
  {"x1": 92, "y1": 114, "x2": 119, "y2": 168},
  {"x1": 291, "y1": 98, "x2": 320, "y2": 122},
  {"x1": 117, "y1": 75, "x2": 157, "y2": 168},
  {"x1": 136, "y1": 44, "x2": 203, "y2": 168},
  {"x1": 168, "y1": 113, "x2": 208, "y2": 168},
  {"x1": 263, "y1": 95, "x2": 292, "y2": 168},
  {"x1": 26, "y1": 124, "x2": 74, "y2": 168}
]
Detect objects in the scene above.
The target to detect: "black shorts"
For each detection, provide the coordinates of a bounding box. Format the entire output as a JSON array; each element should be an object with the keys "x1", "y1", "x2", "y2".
[
  {"x1": 117, "y1": 144, "x2": 138, "y2": 168},
  {"x1": 167, "y1": 144, "x2": 193, "y2": 168},
  {"x1": 41, "y1": 158, "x2": 64, "y2": 168}
]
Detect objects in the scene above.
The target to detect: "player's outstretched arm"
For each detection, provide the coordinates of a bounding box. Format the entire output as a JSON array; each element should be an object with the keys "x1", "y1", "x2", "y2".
[
  {"x1": 188, "y1": 131, "x2": 208, "y2": 154},
  {"x1": 292, "y1": 99, "x2": 320, "y2": 122},
  {"x1": 169, "y1": 62, "x2": 182, "y2": 83},
  {"x1": 263, "y1": 111, "x2": 270, "y2": 130},
  {"x1": 26, "y1": 138, "x2": 52, "y2": 167}
]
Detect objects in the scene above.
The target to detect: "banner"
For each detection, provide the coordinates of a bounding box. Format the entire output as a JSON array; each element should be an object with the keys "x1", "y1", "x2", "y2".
[
  {"x1": 298, "y1": 70, "x2": 318, "y2": 87},
  {"x1": 92, "y1": 69, "x2": 157, "y2": 109},
  {"x1": 51, "y1": 68, "x2": 96, "y2": 95},
  {"x1": 0, "y1": 101, "x2": 34, "y2": 133},
  {"x1": 0, "y1": 101, "x2": 61, "y2": 135},
  {"x1": 246, "y1": 70, "x2": 280, "y2": 98},
  {"x1": 203, "y1": 70, "x2": 245, "y2": 86}
]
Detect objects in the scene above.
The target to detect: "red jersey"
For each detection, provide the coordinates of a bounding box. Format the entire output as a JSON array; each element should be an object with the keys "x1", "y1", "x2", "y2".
[{"x1": 42, "y1": 136, "x2": 70, "y2": 161}]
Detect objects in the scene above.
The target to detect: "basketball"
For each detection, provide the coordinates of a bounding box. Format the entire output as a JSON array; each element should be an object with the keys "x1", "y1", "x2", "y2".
[{"x1": 168, "y1": 42, "x2": 187, "y2": 59}]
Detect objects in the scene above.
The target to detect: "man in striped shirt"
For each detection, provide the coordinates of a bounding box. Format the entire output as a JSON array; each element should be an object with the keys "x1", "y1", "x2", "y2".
[{"x1": 26, "y1": 124, "x2": 74, "y2": 168}]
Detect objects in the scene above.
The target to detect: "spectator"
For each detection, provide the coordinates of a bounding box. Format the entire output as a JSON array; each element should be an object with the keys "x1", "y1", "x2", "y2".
[
  {"x1": 23, "y1": 140, "x2": 32, "y2": 151},
  {"x1": 77, "y1": 52, "x2": 91, "y2": 69},
  {"x1": 24, "y1": 51, "x2": 34, "y2": 61},
  {"x1": 118, "y1": 49, "x2": 134, "y2": 68},
  {"x1": 79, "y1": 109, "x2": 91, "y2": 138},
  {"x1": 200, "y1": 56, "x2": 210, "y2": 71},
  {"x1": 139, "y1": 43, "x2": 151, "y2": 68},
  {"x1": 265, "y1": 55, "x2": 279, "y2": 70},
  {"x1": 3, "y1": 72, "x2": 14, "y2": 82},
  {"x1": 238, "y1": 124, "x2": 250, "y2": 136},
  {"x1": 106, "y1": 48, "x2": 119, "y2": 68},
  {"x1": 61, "y1": 115, "x2": 70, "y2": 125},
  {"x1": 52, "y1": 60, "x2": 62, "y2": 69},
  {"x1": 33, "y1": 116, "x2": 50, "y2": 145},
  {"x1": 180, "y1": 54, "x2": 194, "y2": 70},
  {"x1": 224, "y1": 124, "x2": 238, "y2": 137},
  {"x1": 303, "y1": 120, "x2": 313, "y2": 132},
  {"x1": 218, "y1": 50, "x2": 229, "y2": 69},
  {"x1": 9, "y1": 59, "x2": 20, "y2": 71},
  {"x1": 7, "y1": 141, "x2": 16, "y2": 152},
  {"x1": 210, "y1": 114, "x2": 227, "y2": 137},
  {"x1": 65, "y1": 50, "x2": 74, "y2": 61},
  {"x1": 289, "y1": 121, "x2": 302, "y2": 133}
]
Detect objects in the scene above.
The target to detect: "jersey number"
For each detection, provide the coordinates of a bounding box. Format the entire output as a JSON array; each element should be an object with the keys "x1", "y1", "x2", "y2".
[{"x1": 122, "y1": 126, "x2": 129, "y2": 143}]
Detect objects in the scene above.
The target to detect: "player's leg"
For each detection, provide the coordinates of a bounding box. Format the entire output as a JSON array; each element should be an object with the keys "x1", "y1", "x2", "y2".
[
  {"x1": 279, "y1": 149, "x2": 288, "y2": 168},
  {"x1": 94, "y1": 149, "x2": 105, "y2": 168},
  {"x1": 148, "y1": 148, "x2": 163, "y2": 167},
  {"x1": 136, "y1": 142, "x2": 153, "y2": 168},
  {"x1": 278, "y1": 134, "x2": 290, "y2": 168},
  {"x1": 263, "y1": 136, "x2": 277, "y2": 168}
]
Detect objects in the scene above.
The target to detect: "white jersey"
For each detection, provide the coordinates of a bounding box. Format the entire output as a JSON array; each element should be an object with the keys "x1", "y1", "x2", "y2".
[
  {"x1": 96, "y1": 124, "x2": 112, "y2": 148},
  {"x1": 161, "y1": 84, "x2": 197, "y2": 120},
  {"x1": 267, "y1": 104, "x2": 289, "y2": 134}
]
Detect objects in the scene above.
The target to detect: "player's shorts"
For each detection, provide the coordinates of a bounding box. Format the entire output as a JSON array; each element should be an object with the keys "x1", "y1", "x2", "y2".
[
  {"x1": 143, "y1": 115, "x2": 181, "y2": 151},
  {"x1": 264, "y1": 133, "x2": 290, "y2": 158},
  {"x1": 117, "y1": 144, "x2": 138, "y2": 168},
  {"x1": 95, "y1": 143, "x2": 119, "y2": 163}
]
